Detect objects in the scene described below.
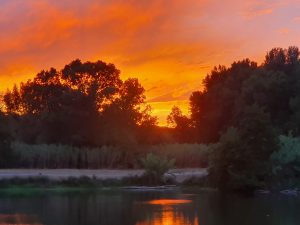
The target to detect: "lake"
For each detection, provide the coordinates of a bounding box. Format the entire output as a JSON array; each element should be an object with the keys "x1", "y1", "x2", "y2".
[{"x1": 0, "y1": 188, "x2": 299, "y2": 225}]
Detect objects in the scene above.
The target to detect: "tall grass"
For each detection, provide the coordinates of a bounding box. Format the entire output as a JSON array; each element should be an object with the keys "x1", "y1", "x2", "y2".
[
  {"x1": 145, "y1": 144, "x2": 209, "y2": 168},
  {"x1": 10, "y1": 142, "x2": 209, "y2": 169},
  {"x1": 11, "y1": 143, "x2": 125, "y2": 169}
]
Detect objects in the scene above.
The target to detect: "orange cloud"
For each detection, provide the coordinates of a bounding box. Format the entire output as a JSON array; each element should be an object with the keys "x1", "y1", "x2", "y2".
[{"x1": 278, "y1": 28, "x2": 290, "y2": 34}]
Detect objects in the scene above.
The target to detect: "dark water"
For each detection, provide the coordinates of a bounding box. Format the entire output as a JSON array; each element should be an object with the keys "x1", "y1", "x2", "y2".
[{"x1": 0, "y1": 188, "x2": 299, "y2": 225}]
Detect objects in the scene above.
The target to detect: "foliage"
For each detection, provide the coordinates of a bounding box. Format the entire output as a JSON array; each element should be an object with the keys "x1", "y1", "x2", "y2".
[
  {"x1": 141, "y1": 153, "x2": 175, "y2": 184},
  {"x1": 264, "y1": 46, "x2": 299, "y2": 71},
  {"x1": 10, "y1": 143, "x2": 208, "y2": 169},
  {"x1": 0, "y1": 139, "x2": 13, "y2": 168},
  {"x1": 209, "y1": 105, "x2": 279, "y2": 191},
  {"x1": 188, "y1": 59, "x2": 258, "y2": 143},
  {"x1": 0, "y1": 113, "x2": 14, "y2": 168},
  {"x1": 146, "y1": 143, "x2": 209, "y2": 168},
  {"x1": 271, "y1": 135, "x2": 300, "y2": 188},
  {"x1": 161, "y1": 46, "x2": 300, "y2": 190},
  {"x1": 167, "y1": 106, "x2": 193, "y2": 142},
  {"x1": 11, "y1": 143, "x2": 126, "y2": 168},
  {"x1": 2, "y1": 59, "x2": 157, "y2": 146},
  {"x1": 1, "y1": 46, "x2": 300, "y2": 192},
  {"x1": 169, "y1": 47, "x2": 300, "y2": 144}
]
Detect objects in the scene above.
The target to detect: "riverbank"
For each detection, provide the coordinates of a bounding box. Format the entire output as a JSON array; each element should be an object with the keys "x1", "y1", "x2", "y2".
[{"x1": 0, "y1": 168, "x2": 208, "y2": 187}]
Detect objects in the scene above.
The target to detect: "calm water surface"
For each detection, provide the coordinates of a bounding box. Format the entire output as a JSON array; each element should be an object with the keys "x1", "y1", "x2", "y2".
[{"x1": 0, "y1": 188, "x2": 299, "y2": 225}]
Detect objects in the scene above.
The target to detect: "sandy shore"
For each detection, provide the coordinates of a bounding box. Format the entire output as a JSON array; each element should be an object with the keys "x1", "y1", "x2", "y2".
[{"x1": 0, "y1": 168, "x2": 208, "y2": 183}]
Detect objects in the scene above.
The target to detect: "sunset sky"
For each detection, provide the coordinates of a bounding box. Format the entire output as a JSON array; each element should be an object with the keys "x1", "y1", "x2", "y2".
[{"x1": 0, "y1": 0, "x2": 300, "y2": 125}]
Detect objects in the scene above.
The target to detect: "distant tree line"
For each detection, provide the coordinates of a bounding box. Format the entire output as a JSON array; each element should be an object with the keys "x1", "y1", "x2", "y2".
[{"x1": 1, "y1": 47, "x2": 300, "y2": 190}]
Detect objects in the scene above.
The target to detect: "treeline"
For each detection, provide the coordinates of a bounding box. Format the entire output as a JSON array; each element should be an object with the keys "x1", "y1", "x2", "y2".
[
  {"x1": 169, "y1": 46, "x2": 300, "y2": 190},
  {"x1": 0, "y1": 59, "x2": 205, "y2": 169},
  {"x1": 1, "y1": 47, "x2": 300, "y2": 190},
  {"x1": 1, "y1": 59, "x2": 163, "y2": 146}
]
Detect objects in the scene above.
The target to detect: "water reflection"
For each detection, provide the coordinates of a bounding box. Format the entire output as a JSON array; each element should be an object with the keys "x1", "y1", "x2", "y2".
[
  {"x1": 0, "y1": 214, "x2": 42, "y2": 225},
  {"x1": 136, "y1": 199, "x2": 198, "y2": 225},
  {"x1": 0, "y1": 190, "x2": 300, "y2": 225},
  {"x1": 146, "y1": 199, "x2": 192, "y2": 205}
]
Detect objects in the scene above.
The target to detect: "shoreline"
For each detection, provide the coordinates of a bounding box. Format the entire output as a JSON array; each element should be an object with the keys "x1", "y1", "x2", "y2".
[{"x1": 0, "y1": 168, "x2": 208, "y2": 187}]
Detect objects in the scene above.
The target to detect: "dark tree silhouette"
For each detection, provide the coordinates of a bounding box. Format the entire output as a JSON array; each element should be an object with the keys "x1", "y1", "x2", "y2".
[
  {"x1": 167, "y1": 106, "x2": 192, "y2": 142},
  {"x1": 2, "y1": 59, "x2": 157, "y2": 146}
]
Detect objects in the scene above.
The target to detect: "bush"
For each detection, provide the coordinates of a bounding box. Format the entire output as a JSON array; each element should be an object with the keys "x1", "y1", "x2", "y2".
[
  {"x1": 209, "y1": 121, "x2": 278, "y2": 191},
  {"x1": 141, "y1": 153, "x2": 175, "y2": 184},
  {"x1": 271, "y1": 135, "x2": 300, "y2": 188}
]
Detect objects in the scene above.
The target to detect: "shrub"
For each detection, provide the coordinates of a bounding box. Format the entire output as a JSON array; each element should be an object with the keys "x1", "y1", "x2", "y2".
[
  {"x1": 141, "y1": 153, "x2": 175, "y2": 184},
  {"x1": 271, "y1": 135, "x2": 300, "y2": 187},
  {"x1": 209, "y1": 123, "x2": 278, "y2": 191}
]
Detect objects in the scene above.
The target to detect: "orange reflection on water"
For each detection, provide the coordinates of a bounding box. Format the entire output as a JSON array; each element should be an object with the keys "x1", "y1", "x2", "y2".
[
  {"x1": 147, "y1": 199, "x2": 192, "y2": 205},
  {"x1": 137, "y1": 199, "x2": 199, "y2": 225}
]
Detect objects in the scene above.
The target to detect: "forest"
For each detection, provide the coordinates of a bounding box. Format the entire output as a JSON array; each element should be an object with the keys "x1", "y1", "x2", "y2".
[{"x1": 1, "y1": 46, "x2": 300, "y2": 190}]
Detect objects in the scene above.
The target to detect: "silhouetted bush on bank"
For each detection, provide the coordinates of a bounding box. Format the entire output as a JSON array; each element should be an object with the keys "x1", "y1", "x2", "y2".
[
  {"x1": 141, "y1": 153, "x2": 175, "y2": 184},
  {"x1": 270, "y1": 135, "x2": 300, "y2": 189}
]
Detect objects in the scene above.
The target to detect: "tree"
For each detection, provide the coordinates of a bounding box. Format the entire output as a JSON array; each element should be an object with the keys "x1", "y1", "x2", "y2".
[
  {"x1": 189, "y1": 59, "x2": 257, "y2": 143},
  {"x1": 2, "y1": 60, "x2": 156, "y2": 146},
  {"x1": 264, "y1": 47, "x2": 286, "y2": 71},
  {"x1": 61, "y1": 59, "x2": 122, "y2": 111},
  {"x1": 167, "y1": 106, "x2": 192, "y2": 142},
  {"x1": 239, "y1": 69, "x2": 291, "y2": 130},
  {"x1": 286, "y1": 46, "x2": 299, "y2": 66},
  {"x1": 264, "y1": 46, "x2": 300, "y2": 71}
]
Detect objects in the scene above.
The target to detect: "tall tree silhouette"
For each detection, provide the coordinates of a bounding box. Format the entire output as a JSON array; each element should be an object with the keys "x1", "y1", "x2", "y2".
[{"x1": 3, "y1": 60, "x2": 156, "y2": 145}]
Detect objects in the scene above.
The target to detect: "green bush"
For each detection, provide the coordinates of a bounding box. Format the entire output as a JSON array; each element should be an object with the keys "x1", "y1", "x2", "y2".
[
  {"x1": 271, "y1": 135, "x2": 300, "y2": 188},
  {"x1": 141, "y1": 153, "x2": 175, "y2": 184},
  {"x1": 209, "y1": 120, "x2": 278, "y2": 191}
]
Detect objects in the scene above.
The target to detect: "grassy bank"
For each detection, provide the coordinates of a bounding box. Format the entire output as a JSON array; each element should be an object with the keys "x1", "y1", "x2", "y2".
[
  {"x1": 0, "y1": 176, "x2": 173, "y2": 192},
  {"x1": 0, "y1": 170, "x2": 209, "y2": 193},
  {"x1": 0, "y1": 176, "x2": 127, "y2": 189}
]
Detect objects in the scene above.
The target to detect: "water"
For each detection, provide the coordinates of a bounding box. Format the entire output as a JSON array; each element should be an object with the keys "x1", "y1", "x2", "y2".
[{"x1": 0, "y1": 188, "x2": 299, "y2": 225}]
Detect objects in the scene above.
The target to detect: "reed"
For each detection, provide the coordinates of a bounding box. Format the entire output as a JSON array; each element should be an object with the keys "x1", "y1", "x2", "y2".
[{"x1": 10, "y1": 142, "x2": 210, "y2": 168}]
